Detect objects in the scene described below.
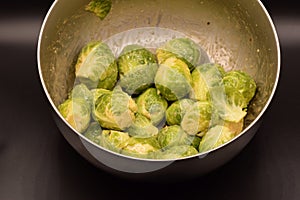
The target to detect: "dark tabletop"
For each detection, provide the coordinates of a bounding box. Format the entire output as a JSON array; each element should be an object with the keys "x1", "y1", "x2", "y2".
[{"x1": 0, "y1": 1, "x2": 299, "y2": 200}]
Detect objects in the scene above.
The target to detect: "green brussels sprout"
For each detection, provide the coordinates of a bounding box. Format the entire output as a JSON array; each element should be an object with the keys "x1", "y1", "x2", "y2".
[
  {"x1": 136, "y1": 88, "x2": 168, "y2": 126},
  {"x1": 127, "y1": 113, "x2": 159, "y2": 138},
  {"x1": 181, "y1": 101, "x2": 212, "y2": 135},
  {"x1": 118, "y1": 44, "x2": 158, "y2": 94},
  {"x1": 85, "y1": 0, "x2": 112, "y2": 20},
  {"x1": 223, "y1": 70, "x2": 257, "y2": 107},
  {"x1": 155, "y1": 57, "x2": 192, "y2": 101},
  {"x1": 166, "y1": 98, "x2": 195, "y2": 125},
  {"x1": 199, "y1": 125, "x2": 236, "y2": 153},
  {"x1": 122, "y1": 137, "x2": 161, "y2": 158},
  {"x1": 58, "y1": 98, "x2": 91, "y2": 133},
  {"x1": 84, "y1": 122, "x2": 102, "y2": 145},
  {"x1": 75, "y1": 41, "x2": 118, "y2": 90},
  {"x1": 102, "y1": 130, "x2": 130, "y2": 153},
  {"x1": 157, "y1": 145, "x2": 198, "y2": 159},
  {"x1": 190, "y1": 63, "x2": 226, "y2": 101},
  {"x1": 70, "y1": 83, "x2": 93, "y2": 107},
  {"x1": 157, "y1": 125, "x2": 195, "y2": 149},
  {"x1": 156, "y1": 38, "x2": 208, "y2": 70},
  {"x1": 93, "y1": 86, "x2": 138, "y2": 130}
]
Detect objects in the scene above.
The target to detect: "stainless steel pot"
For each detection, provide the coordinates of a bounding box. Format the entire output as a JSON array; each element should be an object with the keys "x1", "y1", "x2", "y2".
[{"x1": 37, "y1": 0, "x2": 280, "y2": 180}]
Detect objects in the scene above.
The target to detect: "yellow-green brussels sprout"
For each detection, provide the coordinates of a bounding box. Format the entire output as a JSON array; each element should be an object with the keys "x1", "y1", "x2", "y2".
[
  {"x1": 181, "y1": 101, "x2": 212, "y2": 135},
  {"x1": 127, "y1": 114, "x2": 159, "y2": 138},
  {"x1": 156, "y1": 38, "x2": 208, "y2": 70},
  {"x1": 91, "y1": 88, "x2": 111, "y2": 120},
  {"x1": 157, "y1": 145, "x2": 198, "y2": 159},
  {"x1": 155, "y1": 57, "x2": 192, "y2": 101},
  {"x1": 85, "y1": 0, "x2": 112, "y2": 20},
  {"x1": 93, "y1": 86, "x2": 138, "y2": 130},
  {"x1": 224, "y1": 119, "x2": 244, "y2": 136},
  {"x1": 211, "y1": 83, "x2": 248, "y2": 123},
  {"x1": 136, "y1": 88, "x2": 168, "y2": 126},
  {"x1": 84, "y1": 122, "x2": 102, "y2": 145},
  {"x1": 75, "y1": 41, "x2": 118, "y2": 90},
  {"x1": 102, "y1": 130, "x2": 130, "y2": 153},
  {"x1": 91, "y1": 88, "x2": 111, "y2": 104},
  {"x1": 157, "y1": 125, "x2": 195, "y2": 149},
  {"x1": 166, "y1": 99, "x2": 195, "y2": 125},
  {"x1": 118, "y1": 44, "x2": 158, "y2": 94},
  {"x1": 58, "y1": 98, "x2": 91, "y2": 133},
  {"x1": 223, "y1": 70, "x2": 257, "y2": 107},
  {"x1": 199, "y1": 125, "x2": 236, "y2": 153},
  {"x1": 190, "y1": 63, "x2": 226, "y2": 101},
  {"x1": 122, "y1": 137, "x2": 161, "y2": 158}
]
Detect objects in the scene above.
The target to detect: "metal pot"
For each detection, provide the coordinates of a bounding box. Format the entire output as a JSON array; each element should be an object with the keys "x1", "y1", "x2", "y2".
[{"x1": 37, "y1": 0, "x2": 280, "y2": 181}]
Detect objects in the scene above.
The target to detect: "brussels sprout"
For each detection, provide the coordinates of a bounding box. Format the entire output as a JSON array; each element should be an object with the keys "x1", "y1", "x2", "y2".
[
  {"x1": 181, "y1": 101, "x2": 212, "y2": 135},
  {"x1": 84, "y1": 122, "x2": 102, "y2": 145},
  {"x1": 118, "y1": 44, "x2": 158, "y2": 94},
  {"x1": 157, "y1": 125, "x2": 195, "y2": 149},
  {"x1": 85, "y1": 0, "x2": 112, "y2": 20},
  {"x1": 190, "y1": 63, "x2": 226, "y2": 101},
  {"x1": 136, "y1": 88, "x2": 168, "y2": 126},
  {"x1": 127, "y1": 114, "x2": 159, "y2": 138},
  {"x1": 93, "y1": 86, "x2": 138, "y2": 130},
  {"x1": 75, "y1": 41, "x2": 118, "y2": 90},
  {"x1": 156, "y1": 38, "x2": 208, "y2": 70},
  {"x1": 157, "y1": 145, "x2": 198, "y2": 159},
  {"x1": 224, "y1": 119, "x2": 244, "y2": 136},
  {"x1": 199, "y1": 125, "x2": 236, "y2": 153},
  {"x1": 70, "y1": 83, "x2": 93, "y2": 107},
  {"x1": 90, "y1": 88, "x2": 111, "y2": 120},
  {"x1": 91, "y1": 88, "x2": 111, "y2": 104},
  {"x1": 58, "y1": 98, "x2": 91, "y2": 133},
  {"x1": 223, "y1": 70, "x2": 257, "y2": 107},
  {"x1": 102, "y1": 130, "x2": 130, "y2": 153},
  {"x1": 211, "y1": 84, "x2": 247, "y2": 123},
  {"x1": 155, "y1": 57, "x2": 192, "y2": 101},
  {"x1": 190, "y1": 64, "x2": 250, "y2": 123},
  {"x1": 166, "y1": 98, "x2": 195, "y2": 125},
  {"x1": 122, "y1": 137, "x2": 161, "y2": 158}
]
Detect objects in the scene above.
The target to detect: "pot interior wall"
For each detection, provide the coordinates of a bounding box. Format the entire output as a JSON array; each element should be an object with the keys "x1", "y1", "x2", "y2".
[{"x1": 39, "y1": 0, "x2": 279, "y2": 128}]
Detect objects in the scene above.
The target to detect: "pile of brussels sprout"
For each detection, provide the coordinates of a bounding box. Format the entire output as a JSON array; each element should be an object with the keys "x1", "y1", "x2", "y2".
[{"x1": 58, "y1": 38, "x2": 256, "y2": 159}]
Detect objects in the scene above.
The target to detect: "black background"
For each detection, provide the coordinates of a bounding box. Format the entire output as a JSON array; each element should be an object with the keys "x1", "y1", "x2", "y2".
[{"x1": 1, "y1": 1, "x2": 300, "y2": 200}]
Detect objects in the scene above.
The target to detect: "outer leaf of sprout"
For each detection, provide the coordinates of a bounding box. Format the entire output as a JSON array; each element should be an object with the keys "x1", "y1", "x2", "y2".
[{"x1": 85, "y1": 0, "x2": 112, "y2": 20}]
